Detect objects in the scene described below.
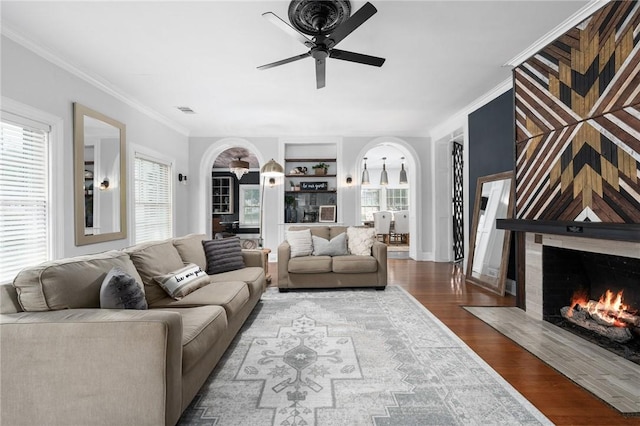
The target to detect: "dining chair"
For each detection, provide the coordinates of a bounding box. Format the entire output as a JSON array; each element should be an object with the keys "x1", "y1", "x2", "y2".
[
  {"x1": 391, "y1": 210, "x2": 410, "y2": 245},
  {"x1": 373, "y1": 211, "x2": 392, "y2": 244}
]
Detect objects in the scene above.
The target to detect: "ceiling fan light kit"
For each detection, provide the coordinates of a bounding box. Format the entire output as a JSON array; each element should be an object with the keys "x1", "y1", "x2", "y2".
[{"x1": 258, "y1": 0, "x2": 385, "y2": 89}]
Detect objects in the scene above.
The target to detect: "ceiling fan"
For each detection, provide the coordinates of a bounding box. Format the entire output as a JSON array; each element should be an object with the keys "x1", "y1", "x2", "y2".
[{"x1": 257, "y1": 0, "x2": 385, "y2": 89}]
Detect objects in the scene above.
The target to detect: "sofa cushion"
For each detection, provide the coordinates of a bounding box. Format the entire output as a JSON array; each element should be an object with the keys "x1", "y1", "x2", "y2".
[
  {"x1": 159, "y1": 305, "x2": 227, "y2": 374},
  {"x1": 202, "y1": 237, "x2": 246, "y2": 274},
  {"x1": 172, "y1": 234, "x2": 207, "y2": 271},
  {"x1": 286, "y1": 229, "x2": 313, "y2": 258},
  {"x1": 346, "y1": 226, "x2": 377, "y2": 256},
  {"x1": 154, "y1": 263, "x2": 210, "y2": 300},
  {"x1": 149, "y1": 281, "x2": 249, "y2": 318},
  {"x1": 209, "y1": 266, "x2": 265, "y2": 298},
  {"x1": 13, "y1": 251, "x2": 144, "y2": 312},
  {"x1": 125, "y1": 241, "x2": 186, "y2": 306},
  {"x1": 100, "y1": 267, "x2": 148, "y2": 309},
  {"x1": 312, "y1": 232, "x2": 348, "y2": 256},
  {"x1": 288, "y1": 256, "x2": 332, "y2": 273},
  {"x1": 332, "y1": 255, "x2": 378, "y2": 273}
]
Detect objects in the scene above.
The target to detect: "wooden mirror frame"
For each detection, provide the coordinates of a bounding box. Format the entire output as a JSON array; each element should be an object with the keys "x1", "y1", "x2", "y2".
[
  {"x1": 466, "y1": 171, "x2": 514, "y2": 296},
  {"x1": 73, "y1": 103, "x2": 127, "y2": 245}
]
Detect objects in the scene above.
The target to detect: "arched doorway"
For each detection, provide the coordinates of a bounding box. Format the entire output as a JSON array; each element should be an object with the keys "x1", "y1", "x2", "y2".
[{"x1": 356, "y1": 138, "x2": 421, "y2": 260}]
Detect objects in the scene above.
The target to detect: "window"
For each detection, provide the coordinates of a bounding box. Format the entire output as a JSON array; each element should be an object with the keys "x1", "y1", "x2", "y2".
[
  {"x1": 361, "y1": 189, "x2": 380, "y2": 221},
  {"x1": 386, "y1": 188, "x2": 409, "y2": 211},
  {"x1": 134, "y1": 154, "x2": 172, "y2": 243},
  {"x1": 0, "y1": 117, "x2": 50, "y2": 283},
  {"x1": 239, "y1": 185, "x2": 260, "y2": 226}
]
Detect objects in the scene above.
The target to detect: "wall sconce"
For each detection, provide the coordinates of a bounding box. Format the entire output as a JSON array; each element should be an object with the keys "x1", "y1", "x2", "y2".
[
  {"x1": 178, "y1": 173, "x2": 188, "y2": 184},
  {"x1": 269, "y1": 177, "x2": 276, "y2": 187},
  {"x1": 346, "y1": 176, "x2": 353, "y2": 186},
  {"x1": 99, "y1": 178, "x2": 110, "y2": 190}
]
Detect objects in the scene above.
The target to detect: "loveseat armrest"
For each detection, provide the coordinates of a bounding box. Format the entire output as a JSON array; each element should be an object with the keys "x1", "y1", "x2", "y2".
[
  {"x1": 242, "y1": 249, "x2": 263, "y2": 268},
  {"x1": 372, "y1": 241, "x2": 388, "y2": 286},
  {"x1": 0, "y1": 308, "x2": 183, "y2": 426},
  {"x1": 277, "y1": 241, "x2": 292, "y2": 288}
]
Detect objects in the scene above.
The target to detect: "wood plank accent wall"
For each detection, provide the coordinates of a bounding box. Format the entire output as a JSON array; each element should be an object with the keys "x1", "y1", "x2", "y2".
[{"x1": 514, "y1": 1, "x2": 640, "y2": 223}]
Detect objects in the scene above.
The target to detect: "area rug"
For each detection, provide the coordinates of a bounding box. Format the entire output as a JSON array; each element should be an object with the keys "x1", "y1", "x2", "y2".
[{"x1": 178, "y1": 286, "x2": 552, "y2": 425}]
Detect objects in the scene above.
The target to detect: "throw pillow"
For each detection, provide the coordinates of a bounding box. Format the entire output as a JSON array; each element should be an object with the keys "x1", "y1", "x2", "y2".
[
  {"x1": 286, "y1": 229, "x2": 313, "y2": 258},
  {"x1": 347, "y1": 226, "x2": 377, "y2": 256},
  {"x1": 154, "y1": 263, "x2": 210, "y2": 300},
  {"x1": 202, "y1": 237, "x2": 246, "y2": 275},
  {"x1": 100, "y1": 267, "x2": 148, "y2": 309},
  {"x1": 312, "y1": 232, "x2": 348, "y2": 256}
]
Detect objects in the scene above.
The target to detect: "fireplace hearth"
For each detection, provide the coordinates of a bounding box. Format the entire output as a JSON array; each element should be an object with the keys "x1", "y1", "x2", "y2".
[{"x1": 543, "y1": 246, "x2": 640, "y2": 365}]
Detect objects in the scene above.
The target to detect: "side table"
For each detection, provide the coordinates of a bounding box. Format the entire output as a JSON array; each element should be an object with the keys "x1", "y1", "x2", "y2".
[{"x1": 261, "y1": 248, "x2": 272, "y2": 284}]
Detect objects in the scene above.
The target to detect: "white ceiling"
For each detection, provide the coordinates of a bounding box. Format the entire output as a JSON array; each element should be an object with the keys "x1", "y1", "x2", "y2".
[{"x1": 1, "y1": 1, "x2": 590, "y2": 138}]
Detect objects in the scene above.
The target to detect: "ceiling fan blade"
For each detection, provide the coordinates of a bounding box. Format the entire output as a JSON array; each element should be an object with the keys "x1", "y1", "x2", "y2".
[
  {"x1": 262, "y1": 12, "x2": 314, "y2": 47},
  {"x1": 326, "y1": 2, "x2": 377, "y2": 47},
  {"x1": 330, "y1": 49, "x2": 385, "y2": 67},
  {"x1": 257, "y1": 53, "x2": 311, "y2": 70},
  {"x1": 316, "y1": 58, "x2": 326, "y2": 89}
]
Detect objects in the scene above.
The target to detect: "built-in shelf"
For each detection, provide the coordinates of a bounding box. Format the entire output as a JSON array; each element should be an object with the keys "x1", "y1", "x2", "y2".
[{"x1": 497, "y1": 219, "x2": 640, "y2": 242}]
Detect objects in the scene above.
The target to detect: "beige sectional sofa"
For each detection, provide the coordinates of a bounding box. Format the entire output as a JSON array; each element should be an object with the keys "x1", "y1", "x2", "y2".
[
  {"x1": 277, "y1": 226, "x2": 387, "y2": 290},
  {"x1": 0, "y1": 234, "x2": 265, "y2": 426}
]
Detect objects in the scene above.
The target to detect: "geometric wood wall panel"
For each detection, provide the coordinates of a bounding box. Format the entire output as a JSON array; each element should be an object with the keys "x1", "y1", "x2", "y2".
[{"x1": 514, "y1": 1, "x2": 640, "y2": 223}]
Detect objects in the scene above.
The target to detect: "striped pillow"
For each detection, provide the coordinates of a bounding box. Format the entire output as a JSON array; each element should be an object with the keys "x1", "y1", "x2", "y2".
[{"x1": 202, "y1": 237, "x2": 246, "y2": 275}]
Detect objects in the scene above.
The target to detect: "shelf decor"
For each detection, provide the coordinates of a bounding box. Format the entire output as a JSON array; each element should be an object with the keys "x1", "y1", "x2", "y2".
[
  {"x1": 312, "y1": 162, "x2": 330, "y2": 175},
  {"x1": 319, "y1": 205, "x2": 336, "y2": 222},
  {"x1": 300, "y1": 181, "x2": 328, "y2": 191}
]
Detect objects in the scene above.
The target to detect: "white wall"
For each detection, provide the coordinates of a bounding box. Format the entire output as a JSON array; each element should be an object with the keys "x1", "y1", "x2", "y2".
[{"x1": 1, "y1": 36, "x2": 190, "y2": 257}]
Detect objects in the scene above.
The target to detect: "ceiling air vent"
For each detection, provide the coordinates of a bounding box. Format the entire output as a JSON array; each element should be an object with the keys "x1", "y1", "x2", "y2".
[{"x1": 176, "y1": 106, "x2": 196, "y2": 114}]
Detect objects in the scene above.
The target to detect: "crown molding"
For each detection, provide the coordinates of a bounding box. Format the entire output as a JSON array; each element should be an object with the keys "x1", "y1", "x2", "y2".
[
  {"x1": 504, "y1": 0, "x2": 609, "y2": 67},
  {"x1": 430, "y1": 77, "x2": 512, "y2": 141},
  {"x1": 2, "y1": 25, "x2": 190, "y2": 136}
]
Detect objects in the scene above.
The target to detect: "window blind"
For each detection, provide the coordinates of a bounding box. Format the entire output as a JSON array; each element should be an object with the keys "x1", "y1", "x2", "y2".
[
  {"x1": 0, "y1": 119, "x2": 50, "y2": 283},
  {"x1": 134, "y1": 154, "x2": 172, "y2": 243}
]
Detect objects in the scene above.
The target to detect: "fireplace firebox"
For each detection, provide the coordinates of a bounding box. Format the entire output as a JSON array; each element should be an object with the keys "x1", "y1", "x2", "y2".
[{"x1": 542, "y1": 246, "x2": 640, "y2": 364}]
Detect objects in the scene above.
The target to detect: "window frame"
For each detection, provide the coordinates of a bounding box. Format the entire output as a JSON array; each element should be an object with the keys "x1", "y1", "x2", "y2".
[
  {"x1": 0, "y1": 98, "x2": 63, "y2": 284},
  {"x1": 133, "y1": 151, "x2": 174, "y2": 244},
  {"x1": 239, "y1": 184, "x2": 260, "y2": 227}
]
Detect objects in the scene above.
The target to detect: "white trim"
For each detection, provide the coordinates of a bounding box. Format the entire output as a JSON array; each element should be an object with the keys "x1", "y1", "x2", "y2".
[
  {"x1": 1, "y1": 96, "x2": 64, "y2": 261},
  {"x1": 430, "y1": 78, "x2": 512, "y2": 141},
  {"x1": 504, "y1": 0, "x2": 609, "y2": 67},
  {"x1": 2, "y1": 25, "x2": 189, "y2": 137}
]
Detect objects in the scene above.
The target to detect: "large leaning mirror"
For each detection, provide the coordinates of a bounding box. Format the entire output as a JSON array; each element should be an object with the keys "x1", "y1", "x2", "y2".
[
  {"x1": 74, "y1": 103, "x2": 126, "y2": 245},
  {"x1": 466, "y1": 171, "x2": 514, "y2": 296}
]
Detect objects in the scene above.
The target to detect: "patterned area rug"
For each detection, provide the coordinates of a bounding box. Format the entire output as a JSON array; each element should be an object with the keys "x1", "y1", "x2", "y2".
[{"x1": 178, "y1": 286, "x2": 551, "y2": 425}]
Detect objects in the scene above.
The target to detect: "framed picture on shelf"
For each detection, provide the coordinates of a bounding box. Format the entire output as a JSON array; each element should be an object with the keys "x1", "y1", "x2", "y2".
[{"x1": 318, "y1": 205, "x2": 336, "y2": 222}]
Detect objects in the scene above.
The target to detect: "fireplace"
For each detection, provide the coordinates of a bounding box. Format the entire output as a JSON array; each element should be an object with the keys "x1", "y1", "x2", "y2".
[
  {"x1": 513, "y1": 230, "x2": 640, "y2": 367},
  {"x1": 541, "y1": 246, "x2": 640, "y2": 364}
]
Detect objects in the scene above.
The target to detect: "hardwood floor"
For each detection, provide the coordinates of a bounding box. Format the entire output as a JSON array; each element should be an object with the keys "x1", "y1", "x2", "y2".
[{"x1": 267, "y1": 259, "x2": 640, "y2": 425}]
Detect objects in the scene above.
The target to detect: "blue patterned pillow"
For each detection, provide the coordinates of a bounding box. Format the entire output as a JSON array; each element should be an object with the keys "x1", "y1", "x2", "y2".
[
  {"x1": 202, "y1": 237, "x2": 246, "y2": 275},
  {"x1": 100, "y1": 267, "x2": 148, "y2": 309}
]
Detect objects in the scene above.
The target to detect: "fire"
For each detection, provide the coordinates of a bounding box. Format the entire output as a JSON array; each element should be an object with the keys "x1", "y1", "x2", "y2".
[{"x1": 569, "y1": 289, "x2": 630, "y2": 327}]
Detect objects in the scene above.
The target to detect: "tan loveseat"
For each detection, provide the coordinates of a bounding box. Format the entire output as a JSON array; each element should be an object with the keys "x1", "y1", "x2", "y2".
[
  {"x1": 277, "y1": 226, "x2": 387, "y2": 290},
  {"x1": 0, "y1": 234, "x2": 265, "y2": 426}
]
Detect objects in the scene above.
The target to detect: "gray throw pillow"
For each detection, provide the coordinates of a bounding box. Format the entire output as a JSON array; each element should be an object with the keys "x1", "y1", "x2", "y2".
[
  {"x1": 100, "y1": 267, "x2": 148, "y2": 309},
  {"x1": 202, "y1": 237, "x2": 246, "y2": 275},
  {"x1": 312, "y1": 232, "x2": 348, "y2": 256}
]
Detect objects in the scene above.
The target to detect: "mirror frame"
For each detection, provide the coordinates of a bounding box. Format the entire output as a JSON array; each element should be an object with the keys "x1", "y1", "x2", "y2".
[
  {"x1": 466, "y1": 171, "x2": 514, "y2": 296},
  {"x1": 73, "y1": 103, "x2": 127, "y2": 245}
]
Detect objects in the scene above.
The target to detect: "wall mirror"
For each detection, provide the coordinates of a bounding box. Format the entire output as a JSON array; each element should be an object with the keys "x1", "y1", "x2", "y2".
[
  {"x1": 466, "y1": 171, "x2": 514, "y2": 295},
  {"x1": 74, "y1": 103, "x2": 126, "y2": 245}
]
